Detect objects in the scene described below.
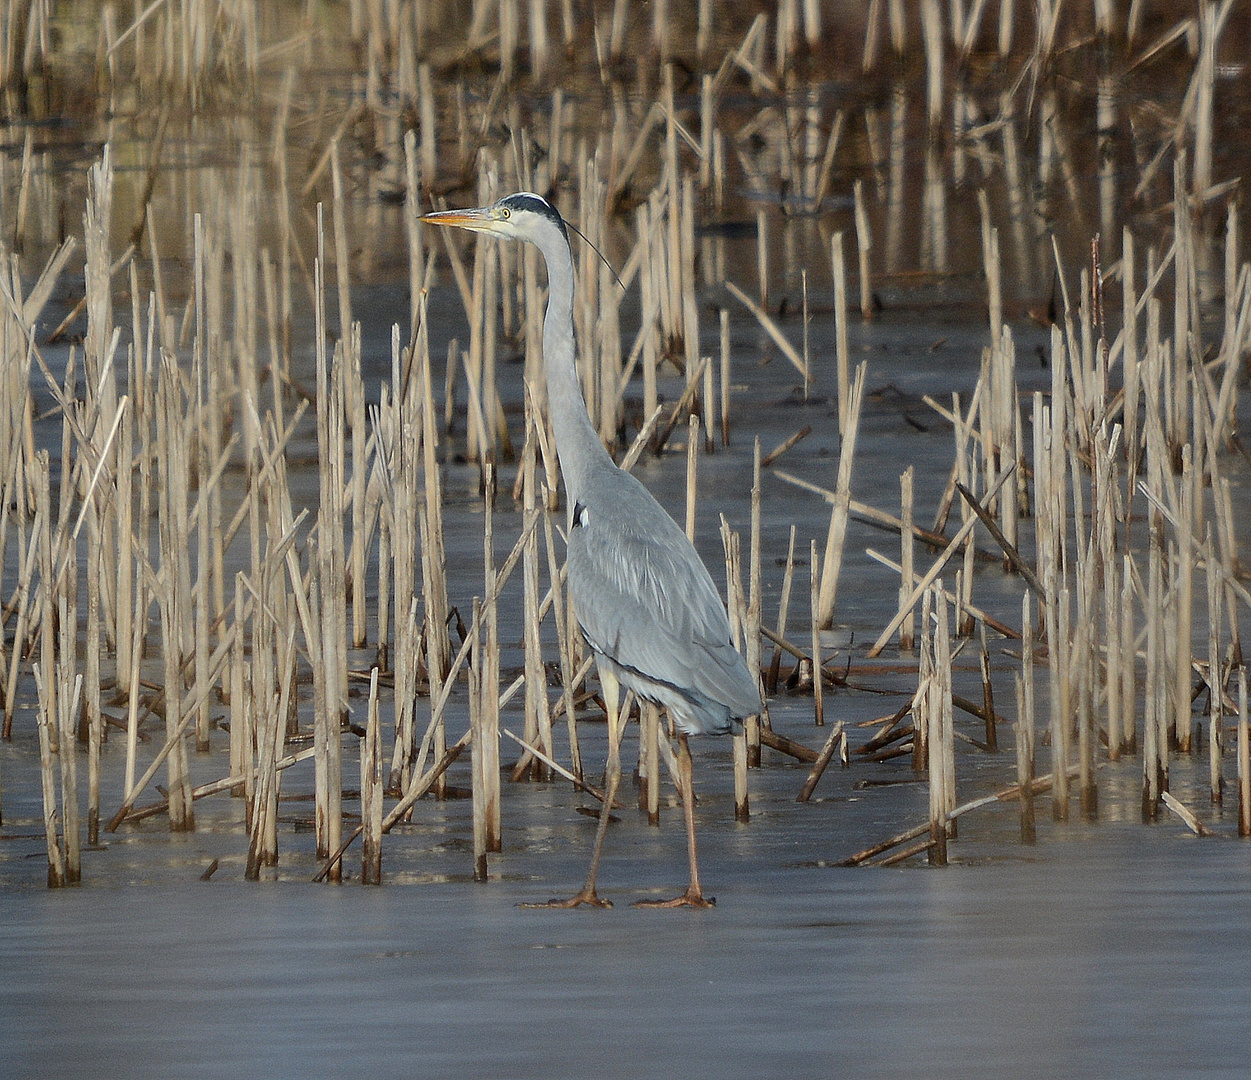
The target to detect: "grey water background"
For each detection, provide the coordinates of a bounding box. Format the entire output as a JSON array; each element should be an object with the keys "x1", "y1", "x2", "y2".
[{"x1": 4, "y1": 821, "x2": 1251, "y2": 1079}]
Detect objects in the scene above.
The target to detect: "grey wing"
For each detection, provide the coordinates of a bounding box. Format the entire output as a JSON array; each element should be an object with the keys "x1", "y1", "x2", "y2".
[{"x1": 566, "y1": 479, "x2": 760, "y2": 731}]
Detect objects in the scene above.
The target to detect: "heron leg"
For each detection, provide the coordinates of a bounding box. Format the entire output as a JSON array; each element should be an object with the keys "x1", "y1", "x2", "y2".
[
  {"x1": 633, "y1": 733, "x2": 715, "y2": 909},
  {"x1": 521, "y1": 667, "x2": 622, "y2": 909}
]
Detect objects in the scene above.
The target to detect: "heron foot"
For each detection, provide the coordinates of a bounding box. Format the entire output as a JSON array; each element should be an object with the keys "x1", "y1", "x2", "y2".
[
  {"x1": 631, "y1": 889, "x2": 715, "y2": 909},
  {"x1": 520, "y1": 889, "x2": 612, "y2": 909}
]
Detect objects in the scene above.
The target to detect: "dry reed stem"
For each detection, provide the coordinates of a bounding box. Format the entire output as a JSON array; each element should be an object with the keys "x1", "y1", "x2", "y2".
[
  {"x1": 817, "y1": 362, "x2": 865, "y2": 628},
  {"x1": 313, "y1": 729, "x2": 474, "y2": 884},
  {"x1": 360, "y1": 669, "x2": 383, "y2": 883},
  {"x1": 470, "y1": 596, "x2": 488, "y2": 881},
  {"x1": 809, "y1": 540, "x2": 823, "y2": 727},
  {"x1": 724, "y1": 281, "x2": 809, "y2": 383},
  {"x1": 796, "y1": 721, "x2": 847, "y2": 802},
  {"x1": 766, "y1": 525, "x2": 797, "y2": 694},
  {"x1": 1238, "y1": 668, "x2": 1249, "y2": 837},
  {"x1": 745, "y1": 440, "x2": 763, "y2": 765},
  {"x1": 867, "y1": 465, "x2": 1017, "y2": 657},
  {"x1": 1160, "y1": 791, "x2": 1213, "y2": 837},
  {"x1": 482, "y1": 465, "x2": 501, "y2": 852}
]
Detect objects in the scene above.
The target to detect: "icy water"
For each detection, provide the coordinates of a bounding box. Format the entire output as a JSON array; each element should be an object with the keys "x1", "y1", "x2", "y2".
[
  {"x1": 5, "y1": 264, "x2": 1251, "y2": 1077},
  {"x1": 4, "y1": 808, "x2": 1251, "y2": 1080}
]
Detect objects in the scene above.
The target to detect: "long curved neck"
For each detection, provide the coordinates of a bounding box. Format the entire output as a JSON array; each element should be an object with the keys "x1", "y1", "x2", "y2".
[{"x1": 532, "y1": 223, "x2": 615, "y2": 505}]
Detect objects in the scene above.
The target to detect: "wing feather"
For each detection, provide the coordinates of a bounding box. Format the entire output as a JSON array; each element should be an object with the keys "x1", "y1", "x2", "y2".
[{"x1": 566, "y1": 469, "x2": 760, "y2": 730}]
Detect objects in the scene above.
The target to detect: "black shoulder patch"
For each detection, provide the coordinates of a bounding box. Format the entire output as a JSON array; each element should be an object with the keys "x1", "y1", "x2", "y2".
[{"x1": 572, "y1": 500, "x2": 589, "y2": 528}]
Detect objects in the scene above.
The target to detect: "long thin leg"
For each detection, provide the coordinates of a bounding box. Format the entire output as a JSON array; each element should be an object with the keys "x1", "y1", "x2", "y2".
[
  {"x1": 522, "y1": 666, "x2": 622, "y2": 908},
  {"x1": 634, "y1": 732, "x2": 715, "y2": 908}
]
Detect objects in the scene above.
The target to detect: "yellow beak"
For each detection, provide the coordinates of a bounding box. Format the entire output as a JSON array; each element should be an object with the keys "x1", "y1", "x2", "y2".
[{"x1": 420, "y1": 206, "x2": 497, "y2": 231}]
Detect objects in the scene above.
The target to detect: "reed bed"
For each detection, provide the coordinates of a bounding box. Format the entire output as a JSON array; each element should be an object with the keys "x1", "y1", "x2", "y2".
[{"x1": 0, "y1": 1, "x2": 1250, "y2": 888}]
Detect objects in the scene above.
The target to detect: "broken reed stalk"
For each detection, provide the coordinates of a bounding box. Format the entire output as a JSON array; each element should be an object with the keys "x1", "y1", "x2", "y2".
[
  {"x1": 640, "y1": 701, "x2": 661, "y2": 824},
  {"x1": 313, "y1": 729, "x2": 474, "y2": 884},
  {"x1": 919, "y1": 586, "x2": 943, "y2": 863},
  {"x1": 719, "y1": 308, "x2": 732, "y2": 446},
  {"x1": 746, "y1": 439, "x2": 763, "y2": 766},
  {"x1": 313, "y1": 207, "x2": 344, "y2": 878},
  {"x1": 1239, "y1": 668, "x2": 1250, "y2": 838},
  {"x1": 853, "y1": 179, "x2": 873, "y2": 317},
  {"x1": 685, "y1": 414, "x2": 699, "y2": 542},
  {"x1": 1160, "y1": 792, "x2": 1213, "y2": 837},
  {"x1": 361, "y1": 668, "x2": 383, "y2": 884},
  {"x1": 817, "y1": 361, "x2": 865, "y2": 628},
  {"x1": 482, "y1": 464, "x2": 501, "y2": 852},
  {"x1": 841, "y1": 768, "x2": 1082, "y2": 867},
  {"x1": 1207, "y1": 536, "x2": 1223, "y2": 805},
  {"x1": 831, "y1": 231, "x2": 850, "y2": 435},
  {"x1": 899, "y1": 467, "x2": 915, "y2": 650},
  {"x1": 867, "y1": 464, "x2": 1017, "y2": 658},
  {"x1": 766, "y1": 525, "x2": 797, "y2": 694},
  {"x1": 810, "y1": 539, "x2": 823, "y2": 727},
  {"x1": 761, "y1": 425, "x2": 812, "y2": 467},
  {"x1": 1017, "y1": 591, "x2": 1036, "y2": 843},
  {"x1": 719, "y1": 517, "x2": 750, "y2": 821},
  {"x1": 542, "y1": 508, "x2": 582, "y2": 780},
  {"x1": 796, "y1": 721, "x2": 846, "y2": 802},
  {"x1": 32, "y1": 453, "x2": 66, "y2": 887},
  {"x1": 979, "y1": 625, "x2": 997, "y2": 753},
  {"x1": 470, "y1": 595, "x2": 487, "y2": 882},
  {"x1": 514, "y1": 401, "x2": 552, "y2": 782}
]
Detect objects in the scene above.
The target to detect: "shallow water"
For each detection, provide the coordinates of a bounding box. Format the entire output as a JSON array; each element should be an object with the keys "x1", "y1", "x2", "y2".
[
  {"x1": 5, "y1": 265, "x2": 1251, "y2": 1075},
  {"x1": 5, "y1": 811, "x2": 1251, "y2": 1080}
]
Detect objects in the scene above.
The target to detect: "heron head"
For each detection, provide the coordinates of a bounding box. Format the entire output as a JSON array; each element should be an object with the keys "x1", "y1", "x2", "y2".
[{"x1": 421, "y1": 191, "x2": 568, "y2": 245}]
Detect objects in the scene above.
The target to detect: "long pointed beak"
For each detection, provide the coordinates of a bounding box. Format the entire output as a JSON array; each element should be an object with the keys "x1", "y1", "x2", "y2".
[{"x1": 420, "y1": 206, "x2": 497, "y2": 231}]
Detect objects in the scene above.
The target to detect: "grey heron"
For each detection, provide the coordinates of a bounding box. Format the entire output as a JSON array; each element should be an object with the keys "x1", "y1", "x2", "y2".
[{"x1": 422, "y1": 192, "x2": 761, "y2": 908}]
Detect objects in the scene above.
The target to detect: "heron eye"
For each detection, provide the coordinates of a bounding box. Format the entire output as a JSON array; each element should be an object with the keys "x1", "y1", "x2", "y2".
[{"x1": 500, "y1": 207, "x2": 511, "y2": 219}]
